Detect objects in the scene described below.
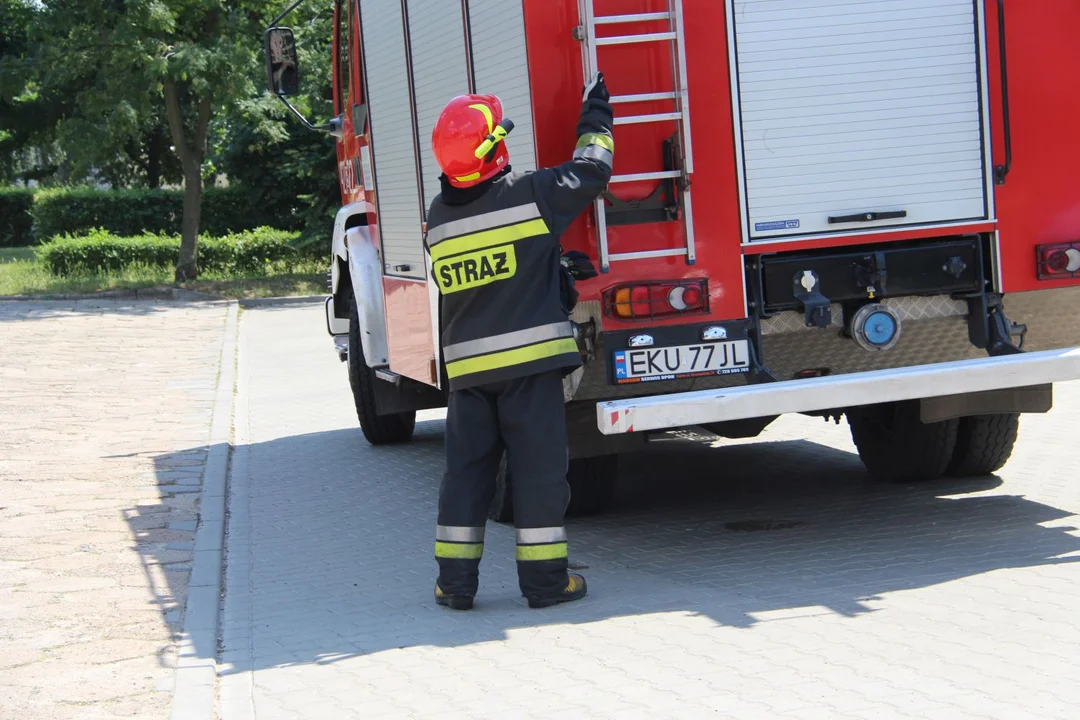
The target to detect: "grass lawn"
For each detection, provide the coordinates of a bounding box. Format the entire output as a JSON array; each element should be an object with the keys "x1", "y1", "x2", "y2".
[
  {"x1": 0, "y1": 247, "x2": 36, "y2": 263},
  {"x1": 0, "y1": 249, "x2": 325, "y2": 299}
]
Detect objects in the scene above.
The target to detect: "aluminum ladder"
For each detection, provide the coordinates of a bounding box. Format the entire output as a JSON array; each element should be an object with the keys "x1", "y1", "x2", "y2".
[{"x1": 576, "y1": 0, "x2": 696, "y2": 273}]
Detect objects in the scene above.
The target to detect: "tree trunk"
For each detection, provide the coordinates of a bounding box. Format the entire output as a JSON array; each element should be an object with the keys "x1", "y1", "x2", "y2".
[
  {"x1": 163, "y1": 80, "x2": 212, "y2": 281},
  {"x1": 176, "y1": 158, "x2": 203, "y2": 280}
]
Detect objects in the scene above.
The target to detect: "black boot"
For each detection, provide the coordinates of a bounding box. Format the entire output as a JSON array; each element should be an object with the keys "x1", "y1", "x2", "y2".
[
  {"x1": 527, "y1": 573, "x2": 587, "y2": 609},
  {"x1": 435, "y1": 583, "x2": 474, "y2": 611}
]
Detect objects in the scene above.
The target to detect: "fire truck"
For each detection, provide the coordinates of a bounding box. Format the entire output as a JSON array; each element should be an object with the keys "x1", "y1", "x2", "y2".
[{"x1": 266, "y1": 0, "x2": 1080, "y2": 518}]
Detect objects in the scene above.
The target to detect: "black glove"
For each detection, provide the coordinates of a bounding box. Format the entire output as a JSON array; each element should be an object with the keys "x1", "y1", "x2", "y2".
[
  {"x1": 561, "y1": 250, "x2": 598, "y2": 281},
  {"x1": 559, "y1": 265, "x2": 579, "y2": 315},
  {"x1": 582, "y1": 72, "x2": 609, "y2": 103}
]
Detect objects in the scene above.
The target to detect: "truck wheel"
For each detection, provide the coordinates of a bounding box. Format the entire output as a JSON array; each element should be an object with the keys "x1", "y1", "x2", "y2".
[
  {"x1": 566, "y1": 455, "x2": 619, "y2": 517},
  {"x1": 348, "y1": 296, "x2": 415, "y2": 445},
  {"x1": 847, "y1": 401, "x2": 958, "y2": 483},
  {"x1": 488, "y1": 454, "x2": 620, "y2": 523},
  {"x1": 947, "y1": 413, "x2": 1020, "y2": 477}
]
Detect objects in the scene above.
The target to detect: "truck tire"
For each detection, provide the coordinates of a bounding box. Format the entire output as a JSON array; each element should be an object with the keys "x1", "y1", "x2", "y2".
[
  {"x1": 566, "y1": 454, "x2": 619, "y2": 516},
  {"x1": 847, "y1": 401, "x2": 958, "y2": 483},
  {"x1": 488, "y1": 454, "x2": 620, "y2": 523},
  {"x1": 947, "y1": 413, "x2": 1020, "y2": 477},
  {"x1": 348, "y1": 296, "x2": 415, "y2": 445}
]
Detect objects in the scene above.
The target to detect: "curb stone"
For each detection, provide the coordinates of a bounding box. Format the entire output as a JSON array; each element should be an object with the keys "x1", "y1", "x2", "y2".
[
  {"x1": 237, "y1": 294, "x2": 326, "y2": 308},
  {"x1": 170, "y1": 299, "x2": 239, "y2": 720},
  {"x1": 217, "y1": 313, "x2": 256, "y2": 720}
]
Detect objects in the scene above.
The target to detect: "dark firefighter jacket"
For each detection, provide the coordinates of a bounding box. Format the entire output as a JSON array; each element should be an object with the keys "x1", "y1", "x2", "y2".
[{"x1": 424, "y1": 97, "x2": 614, "y2": 392}]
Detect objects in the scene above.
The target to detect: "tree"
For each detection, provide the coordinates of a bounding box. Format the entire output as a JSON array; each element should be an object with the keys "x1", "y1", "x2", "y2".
[
  {"x1": 6, "y1": 1, "x2": 338, "y2": 262},
  {"x1": 31, "y1": 1, "x2": 272, "y2": 279},
  {"x1": 2, "y1": 1, "x2": 180, "y2": 188},
  {"x1": 145, "y1": 1, "x2": 268, "y2": 279}
]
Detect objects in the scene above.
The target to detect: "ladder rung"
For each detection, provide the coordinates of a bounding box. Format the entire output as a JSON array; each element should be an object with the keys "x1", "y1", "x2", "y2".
[
  {"x1": 610, "y1": 248, "x2": 689, "y2": 262},
  {"x1": 595, "y1": 32, "x2": 676, "y2": 47},
  {"x1": 610, "y1": 92, "x2": 677, "y2": 104},
  {"x1": 614, "y1": 112, "x2": 683, "y2": 126},
  {"x1": 594, "y1": 12, "x2": 672, "y2": 25},
  {"x1": 610, "y1": 170, "x2": 681, "y2": 183}
]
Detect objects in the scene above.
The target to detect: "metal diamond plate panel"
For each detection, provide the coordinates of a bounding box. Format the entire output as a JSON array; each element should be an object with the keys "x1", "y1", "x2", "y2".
[
  {"x1": 1004, "y1": 286, "x2": 1080, "y2": 352},
  {"x1": 761, "y1": 316, "x2": 985, "y2": 381},
  {"x1": 761, "y1": 295, "x2": 967, "y2": 336}
]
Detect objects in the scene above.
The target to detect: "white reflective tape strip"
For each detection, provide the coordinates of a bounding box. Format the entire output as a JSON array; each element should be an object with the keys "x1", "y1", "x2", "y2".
[
  {"x1": 516, "y1": 527, "x2": 567, "y2": 545},
  {"x1": 426, "y1": 203, "x2": 542, "y2": 246},
  {"x1": 573, "y1": 145, "x2": 613, "y2": 169},
  {"x1": 443, "y1": 321, "x2": 574, "y2": 363},
  {"x1": 436, "y1": 525, "x2": 486, "y2": 543}
]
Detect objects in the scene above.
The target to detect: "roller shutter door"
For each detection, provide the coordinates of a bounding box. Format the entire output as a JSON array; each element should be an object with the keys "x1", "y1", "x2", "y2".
[
  {"x1": 732, "y1": 0, "x2": 989, "y2": 240},
  {"x1": 468, "y1": 0, "x2": 537, "y2": 172},
  {"x1": 359, "y1": 0, "x2": 424, "y2": 277},
  {"x1": 407, "y1": 0, "x2": 470, "y2": 212}
]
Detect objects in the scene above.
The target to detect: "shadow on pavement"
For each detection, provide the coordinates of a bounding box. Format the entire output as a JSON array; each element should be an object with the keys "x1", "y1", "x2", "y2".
[
  {"x1": 210, "y1": 420, "x2": 1080, "y2": 674},
  {"x1": 114, "y1": 445, "x2": 212, "y2": 661}
]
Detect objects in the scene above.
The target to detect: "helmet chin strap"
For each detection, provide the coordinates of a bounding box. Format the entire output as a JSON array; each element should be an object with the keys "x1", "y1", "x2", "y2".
[{"x1": 474, "y1": 118, "x2": 516, "y2": 160}]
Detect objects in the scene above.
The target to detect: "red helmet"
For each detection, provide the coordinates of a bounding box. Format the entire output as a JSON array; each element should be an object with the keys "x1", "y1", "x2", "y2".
[{"x1": 432, "y1": 94, "x2": 513, "y2": 188}]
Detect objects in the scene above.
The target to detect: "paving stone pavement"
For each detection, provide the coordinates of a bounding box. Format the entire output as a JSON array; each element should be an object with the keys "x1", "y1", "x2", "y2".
[
  {"x1": 0, "y1": 300, "x2": 229, "y2": 720},
  {"x1": 222, "y1": 302, "x2": 1080, "y2": 720}
]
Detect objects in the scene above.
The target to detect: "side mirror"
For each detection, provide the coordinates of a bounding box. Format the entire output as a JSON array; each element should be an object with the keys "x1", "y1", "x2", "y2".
[{"x1": 265, "y1": 27, "x2": 300, "y2": 96}]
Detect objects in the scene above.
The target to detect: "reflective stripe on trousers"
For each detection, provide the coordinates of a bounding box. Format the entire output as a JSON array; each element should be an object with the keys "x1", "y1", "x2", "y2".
[
  {"x1": 435, "y1": 525, "x2": 484, "y2": 560},
  {"x1": 515, "y1": 526, "x2": 568, "y2": 562}
]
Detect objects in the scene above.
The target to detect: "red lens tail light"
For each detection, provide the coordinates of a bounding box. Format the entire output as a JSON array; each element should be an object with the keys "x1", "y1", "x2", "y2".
[
  {"x1": 605, "y1": 279, "x2": 709, "y2": 320},
  {"x1": 1036, "y1": 242, "x2": 1080, "y2": 280}
]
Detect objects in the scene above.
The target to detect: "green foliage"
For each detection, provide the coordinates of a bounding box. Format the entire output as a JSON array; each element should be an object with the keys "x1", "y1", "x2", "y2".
[
  {"x1": 35, "y1": 188, "x2": 178, "y2": 241},
  {"x1": 0, "y1": 187, "x2": 34, "y2": 246},
  {"x1": 39, "y1": 227, "x2": 323, "y2": 277},
  {"x1": 217, "y1": 98, "x2": 336, "y2": 251},
  {"x1": 33, "y1": 187, "x2": 302, "y2": 241},
  {"x1": 0, "y1": 252, "x2": 325, "y2": 298},
  {"x1": 2, "y1": 1, "x2": 340, "y2": 252},
  {"x1": 39, "y1": 230, "x2": 179, "y2": 275},
  {"x1": 216, "y1": 5, "x2": 337, "y2": 252},
  {"x1": 0, "y1": 0, "x2": 55, "y2": 184},
  {"x1": 199, "y1": 227, "x2": 323, "y2": 274}
]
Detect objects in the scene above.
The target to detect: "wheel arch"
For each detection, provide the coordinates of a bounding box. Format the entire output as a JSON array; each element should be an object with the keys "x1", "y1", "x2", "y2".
[{"x1": 331, "y1": 202, "x2": 389, "y2": 369}]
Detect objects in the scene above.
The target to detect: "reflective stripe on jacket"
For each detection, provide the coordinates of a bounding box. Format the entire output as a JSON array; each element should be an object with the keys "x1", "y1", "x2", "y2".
[{"x1": 425, "y1": 98, "x2": 614, "y2": 391}]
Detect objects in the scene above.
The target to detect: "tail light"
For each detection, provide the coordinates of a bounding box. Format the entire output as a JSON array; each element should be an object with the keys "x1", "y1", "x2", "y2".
[
  {"x1": 604, "y1": 279, "x2": 709, "y2": 320},
  {"x1": 1036, "y1": 242, "x2": 1080, "y2": 280}
]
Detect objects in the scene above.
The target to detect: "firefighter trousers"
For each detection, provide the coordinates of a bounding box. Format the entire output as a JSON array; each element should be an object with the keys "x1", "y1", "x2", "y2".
[{"x1": 435, "y1": 370, "x2": 571, "y2": 602}]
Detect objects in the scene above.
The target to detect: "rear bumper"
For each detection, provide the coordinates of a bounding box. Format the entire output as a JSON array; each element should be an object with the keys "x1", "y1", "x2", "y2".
[{"x1": 596, "y1": 347, "x2": 1080, "y2": 435}]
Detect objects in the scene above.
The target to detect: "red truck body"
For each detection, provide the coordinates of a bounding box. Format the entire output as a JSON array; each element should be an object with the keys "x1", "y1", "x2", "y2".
[{"x1": 299, "y1": 0, "x2": 1080, "y2": 492}]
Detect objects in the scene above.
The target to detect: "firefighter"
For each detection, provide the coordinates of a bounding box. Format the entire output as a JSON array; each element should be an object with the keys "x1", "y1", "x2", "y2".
[{"x1": 425, "y1": 73, "x2": 614, "y2": 610}]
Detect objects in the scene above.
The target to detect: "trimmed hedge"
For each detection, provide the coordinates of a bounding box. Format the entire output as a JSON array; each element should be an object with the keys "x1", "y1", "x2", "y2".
[
  {"x1": 0, "y1": 188, "x2": 35, "y2": 247},
  {"x1": 32, "y1": 187, "x2": 303, "y2": 242},
  {"x1": 38, "y1": 228, "x2": 319, "y2": 276}
]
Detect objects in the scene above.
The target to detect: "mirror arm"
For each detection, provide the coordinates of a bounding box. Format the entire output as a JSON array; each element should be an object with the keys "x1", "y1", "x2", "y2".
[
  {"x1": 270, "y1": 0, "x2": 309, "y2": 29},
  {"x1": 266, "y1": 0, "x2": 341, "y2": 138},
  {"x1": 276, "y1": 95, "x2": 343, "y2": 138}
]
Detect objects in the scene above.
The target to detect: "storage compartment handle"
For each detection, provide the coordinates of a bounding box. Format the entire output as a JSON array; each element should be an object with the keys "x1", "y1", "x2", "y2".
[{"x1": 994, "y1": 0, "x2": 1012, "y2": 185}]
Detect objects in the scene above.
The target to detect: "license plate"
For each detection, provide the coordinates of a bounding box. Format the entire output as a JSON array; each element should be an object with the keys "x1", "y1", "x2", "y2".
[{"x1": 613, "y1": 340, "x2": 751, "y2": 384}]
